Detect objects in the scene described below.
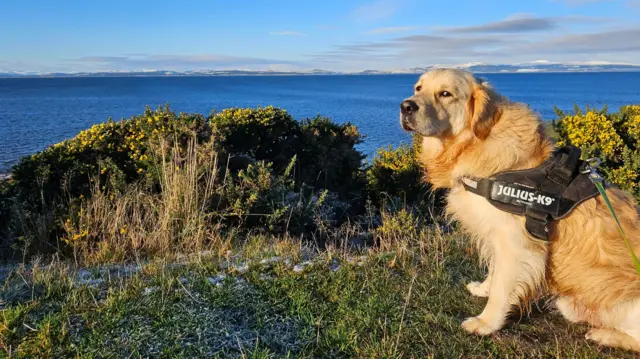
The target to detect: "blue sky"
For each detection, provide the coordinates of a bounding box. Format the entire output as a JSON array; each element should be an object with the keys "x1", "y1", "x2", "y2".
[{"x1": 1, "y1": 0, "x2": 640, "y2": 72}]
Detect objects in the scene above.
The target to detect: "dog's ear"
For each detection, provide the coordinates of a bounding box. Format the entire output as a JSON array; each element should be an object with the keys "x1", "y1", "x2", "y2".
[{"x1": 468, "y1": 81, "x2": 497, "y2": 139}]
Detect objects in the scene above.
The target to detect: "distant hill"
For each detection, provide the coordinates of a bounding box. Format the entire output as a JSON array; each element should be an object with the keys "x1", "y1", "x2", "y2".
[{"x1": 2, "y1": 62, "x2": 640, "y2": 78}]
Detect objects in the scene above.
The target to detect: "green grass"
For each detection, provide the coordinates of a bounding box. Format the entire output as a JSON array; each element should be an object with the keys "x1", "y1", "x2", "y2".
[{"x1": 1, "y1": 231, "x2": 636, "y2": 359}]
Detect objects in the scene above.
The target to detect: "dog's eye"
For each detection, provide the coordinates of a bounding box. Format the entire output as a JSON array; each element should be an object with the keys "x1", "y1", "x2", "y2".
[
  {"x1": 439, "y1": 91, "x2": 452, "y2": 97},
  {"x1": 415, "y1": 85, "x2": 422, "y2": 92}
]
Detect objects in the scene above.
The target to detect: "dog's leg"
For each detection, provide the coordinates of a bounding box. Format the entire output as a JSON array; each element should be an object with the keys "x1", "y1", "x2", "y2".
[
  {"x1": 586, "y1": 329, "x2": 640, "y2": 352},
  {"x1": 467, "y1": 272, "x2": 491, "y2": 298},
  {"x1": 555, "y1": 296, "x2": 586, "y2": 323},
  {"x1": 585, "y1": 299, "x2": 640, "y2": 352},
  {"x1": 462, "y1": 230, "x2": 546, "y2": 336},
  {"x1": 467, "y1": 233, "x2": 495, "y2": 298}
]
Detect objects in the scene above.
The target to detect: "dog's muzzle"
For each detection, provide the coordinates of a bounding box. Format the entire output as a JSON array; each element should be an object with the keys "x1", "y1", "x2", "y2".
[{"x1": 400, "y1": 99, "x2": 419, "y2": 131}]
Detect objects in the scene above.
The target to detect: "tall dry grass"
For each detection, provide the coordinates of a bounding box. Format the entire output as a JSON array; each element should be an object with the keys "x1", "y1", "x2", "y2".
[
  {"x1": 62, "y1": 137, "x2": 232, "y2": 265},
  {"x1": 53, "y1": 129, "x2": 461, "y2": 270}
]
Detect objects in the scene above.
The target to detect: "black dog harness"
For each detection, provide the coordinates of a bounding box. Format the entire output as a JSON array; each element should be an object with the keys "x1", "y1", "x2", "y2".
[{"x1": 461, "y1": 145, "x2": 601, "y2": 241}]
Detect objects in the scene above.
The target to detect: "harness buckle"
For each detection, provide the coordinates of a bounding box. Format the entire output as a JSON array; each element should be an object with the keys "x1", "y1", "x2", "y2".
[
  {"x1": 580, "y1": 157, "x2": 604, "y2": 183},
  {"x1": 580, "y1": 158, "x2": 601, "y2": 174}
]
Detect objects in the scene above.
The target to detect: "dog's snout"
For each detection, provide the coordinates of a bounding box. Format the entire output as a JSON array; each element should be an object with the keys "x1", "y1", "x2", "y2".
[{"x1": 401, "y1": 100, "x2": 419, "y2": 115}]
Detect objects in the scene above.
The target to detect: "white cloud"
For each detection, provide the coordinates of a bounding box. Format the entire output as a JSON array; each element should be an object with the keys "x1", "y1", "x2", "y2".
[
  {"x1": 351, "y1": 0, "x2": 399, "y2": 22},
  {"x1": 65, "y1": 54, "x2": 301, "y2": 72},
  {"x1": 306, "y1": 13, "x2": 640, "y2": 69},
  {"x1": 432, "y1": 14, "x2": 608, "y2": 34},
  {"x1": 627, "y1": 0, "x2": 640, "y2": 8},
  {"x1": 4, "y1": 11, "x2": 638, "y2": 73},
  {"x1": 364, "y1": 26, "x2": 421, "y2": 34}
]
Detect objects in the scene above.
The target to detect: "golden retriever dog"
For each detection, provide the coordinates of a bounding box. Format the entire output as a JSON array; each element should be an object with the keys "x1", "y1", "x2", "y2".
[{"x1": 399, "y1": 68, "x2": 640, "y2": 352}]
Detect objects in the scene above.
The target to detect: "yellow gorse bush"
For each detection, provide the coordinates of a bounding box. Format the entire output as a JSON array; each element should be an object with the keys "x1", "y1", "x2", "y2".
[
  {"x1": 364, "y1": 134, "x2": 435, "y2": 210},
  {"x1": 552, "y1": 104, "x2": 640, "y2": 199},
  {"x1": 3, "y1": 104, "x2": 373, "y2": 258},
  {"x1": 622, "y1": 105, "x2": 640, "y2": 145},
  {"x1": 609, "y1": 166, "x2": 638, "y2": 189},
  {"x1": 23, "y1": 104, "x2": 209, "y2": 191},
  {"x1": 372, "y1": 145, "x2": 417, "y2": 173},
  {"x1": 556, "y1": 111, "x2": 624, "y2": 157},
  {"x1": 375, "y1": 208, "x2": 419, "y2": 239}
]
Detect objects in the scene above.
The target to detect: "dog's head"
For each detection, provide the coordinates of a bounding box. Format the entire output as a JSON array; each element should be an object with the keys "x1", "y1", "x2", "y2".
[{"x1": 400, "y1": 68, "x2": 498, "y2": 140}]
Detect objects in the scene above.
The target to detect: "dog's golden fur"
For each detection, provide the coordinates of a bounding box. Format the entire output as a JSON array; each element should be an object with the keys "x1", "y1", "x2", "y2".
[{"x1": 400, "y1": 68, "x2": 640, "y2": 352}]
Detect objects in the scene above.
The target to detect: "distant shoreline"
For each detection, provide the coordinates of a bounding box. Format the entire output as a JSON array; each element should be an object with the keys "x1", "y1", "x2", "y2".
[{"x1": 3, "y1": 68, "x2": 640, "y2": 79}]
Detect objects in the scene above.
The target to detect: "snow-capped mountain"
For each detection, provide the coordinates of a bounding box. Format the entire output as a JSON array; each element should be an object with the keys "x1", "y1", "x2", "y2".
[{"x1": 1, "y1": 61, "x2": 639, "y2": 78}]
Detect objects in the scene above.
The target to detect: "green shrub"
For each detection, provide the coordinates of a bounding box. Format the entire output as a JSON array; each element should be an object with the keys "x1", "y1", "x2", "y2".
[
  {"x1": 0, "y1": 105, "x2": 208, "y2": 254},
  {"x1": 0, "y1": 180, "x2": 11, "y2": 252},
  {"x1": 298, "y1": 116, "x2": 367, "y2": 198},
  {"x1": 552, "y1": 104, "x2": 640, "y2": 199},
  {"x1": 0, "y1": 105, "x2": 366, "y2": 258},
  {"x1": 208, "y1": 106, "x2": 300, "y2": 173},
  {"x1": 209, "y1": 107, "x2": 366, "y2": 198},
  {"x1": 213, "y1": 156, "x2": 347, "y2": 236},
  {"x1": 55, "y1": 143, "x2": 343, "y2": 262},
  {"x1": 365, "y1": 133, "x2": 443, "y2": 216},
  {"x1": 10, "y1": 104, "x2": 209, "y2": 205}
]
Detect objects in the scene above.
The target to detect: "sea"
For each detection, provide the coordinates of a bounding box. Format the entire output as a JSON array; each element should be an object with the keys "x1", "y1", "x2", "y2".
[{"x1": 1, "y1": 72, "x2": 640, "y2": 173}]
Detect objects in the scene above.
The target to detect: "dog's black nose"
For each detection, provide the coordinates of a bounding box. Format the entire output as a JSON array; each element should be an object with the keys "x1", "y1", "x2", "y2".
[{"x1": 401, "y1": 100, "x2": 419, "y2": 115}]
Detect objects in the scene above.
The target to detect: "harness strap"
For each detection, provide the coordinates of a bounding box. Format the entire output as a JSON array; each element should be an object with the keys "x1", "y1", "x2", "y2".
[
  {"x1": 462, "y1": 177, "x2": 560, "y2": 240},
  {"x1": 524, "y1": 209, "x2": 549, "y2": 240},
  {"x1": 461, "y1": 177, "x2": 493, "y2": 196},
  {"x1": 527, "y1": 146, "x2": 583, "y2": 240},
  {"x1": 460, "y1": 145, "x2": 589, "y2": 242}
]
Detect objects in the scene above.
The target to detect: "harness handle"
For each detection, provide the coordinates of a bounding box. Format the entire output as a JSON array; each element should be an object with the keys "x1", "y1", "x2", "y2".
[{"x1": 546, "y1": 145, "x2": 582, "y2": 188}]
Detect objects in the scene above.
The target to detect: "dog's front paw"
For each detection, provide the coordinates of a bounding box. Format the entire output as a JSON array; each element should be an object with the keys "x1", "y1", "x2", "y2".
[
  {"x1": 466, "y1": 281, "x2": 489, "y2": 297},
  {"x1": 461, "y1": 316, "x2": 501, "y2": 336},
  {"x1": 586, "y1": 328, "x2": 640, "y2": 351}
]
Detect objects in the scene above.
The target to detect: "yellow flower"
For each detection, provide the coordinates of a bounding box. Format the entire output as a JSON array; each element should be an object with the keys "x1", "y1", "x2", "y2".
[
  {"x1": 71, "y1": 230, "x2": 88, "y2": 241},
  {"x1": 120, "y1": 226, "x2": 127, "y2": 234},
  {"x1": 64, "y1": 218, "x2": 73, "y2": 232},
  {"x1": 610, "y1": 167, "x2": 638, "y2": 189},
  {"x1": 562, "y1": 111, "x2": 623, "y2": 157},
  {"x1": 137, "y1": 168, "x2": 144, "y2": 174}
]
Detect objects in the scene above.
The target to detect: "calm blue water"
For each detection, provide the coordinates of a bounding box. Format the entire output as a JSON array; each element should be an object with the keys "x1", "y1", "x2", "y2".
[{"x1": 1, "y1": 72, "x2": 640, "y2": 172}]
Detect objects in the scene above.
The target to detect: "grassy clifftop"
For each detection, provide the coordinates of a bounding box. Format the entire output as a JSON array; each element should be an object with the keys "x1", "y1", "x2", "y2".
[
  {"x1": 1, "y1": 103, "x2": 639, "y2": 357},
  {"x1": 1, "y1": 231, "x2": 636, "y2": 358}
]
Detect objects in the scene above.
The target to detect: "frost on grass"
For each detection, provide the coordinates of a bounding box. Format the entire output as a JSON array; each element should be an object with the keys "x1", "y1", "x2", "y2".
[
  {"x1": 72, "y1": 272, "x2": 312, "y2": 358},
  {"x1": 207, "y1": 274, "x2": 227, "y2": 287},
  {"x1": 293, "y1": 261, "x2": 312, "y2": 273}
]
